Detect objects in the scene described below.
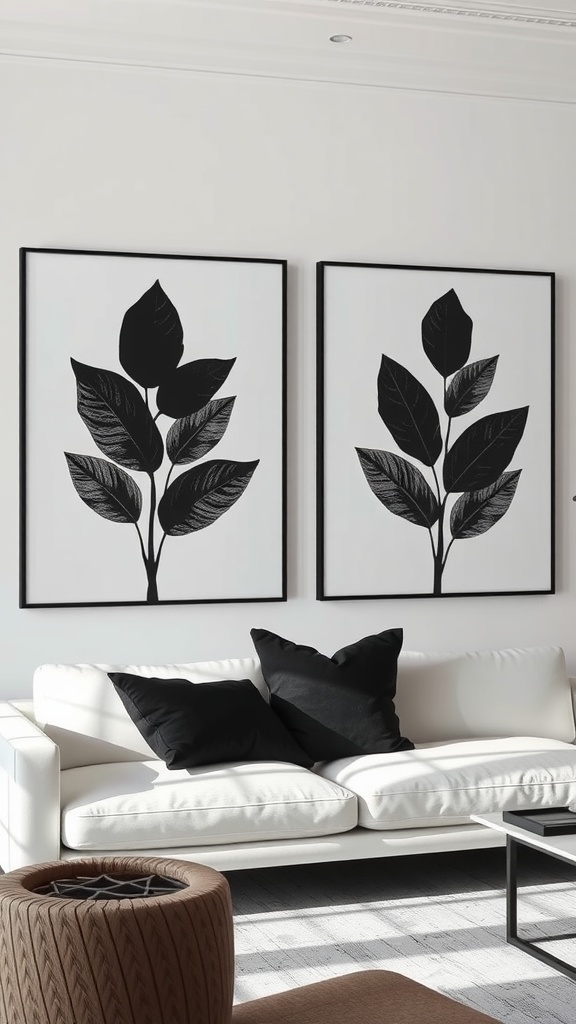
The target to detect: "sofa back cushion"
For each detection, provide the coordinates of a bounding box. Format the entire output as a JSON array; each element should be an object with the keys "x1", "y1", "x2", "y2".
[
  {"x1": 395, "y1": 645, "x2": 574, "y2": 745},
  {"x1": 34, "y1": 645, "x2": 575, "y2": 769},
  {"x1": 33, "y1": 659, "x2": 266, "y2": 769}
]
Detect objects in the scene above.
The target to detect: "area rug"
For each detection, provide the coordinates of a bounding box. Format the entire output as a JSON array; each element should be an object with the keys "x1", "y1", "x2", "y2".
[{"x1": 227, "y1": 849, "x2": 576, "y2": 1024}]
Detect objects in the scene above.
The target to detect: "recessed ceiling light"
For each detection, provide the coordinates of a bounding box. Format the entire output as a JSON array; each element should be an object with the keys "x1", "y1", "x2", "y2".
[{"x1": 330, "y1": 34, "x2": 352, "y2": 43}]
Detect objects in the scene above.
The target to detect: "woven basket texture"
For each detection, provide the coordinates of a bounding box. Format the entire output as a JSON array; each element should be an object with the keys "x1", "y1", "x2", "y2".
[{"x1": 0, "y1": 855, "x2": 234, "y2": 1024}]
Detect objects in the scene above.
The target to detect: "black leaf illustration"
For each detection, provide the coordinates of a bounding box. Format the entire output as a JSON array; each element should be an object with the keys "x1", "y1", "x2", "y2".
[
  {"x1": 443, "y1": 406, "x2": 529, "y2": 493},
  {"x1": 166, "y1": 397, "x2": 236, "y2": 466},
  {"x1": 377, "y1": 354, "x2": 442, "y2": 467},
  {"x1": 158, "y1": 458, "x2": 259, "y2": 536},
  {"x1": 71, "y1": 358, "x2": 164, "y2": 473},
  {"x1": 157, "y1": 358, "x2": 236, "y2": 418},
  {"x1": 450, "y1": 470, "x2": 522, "y2": 540},
  {"x1": 356, "y1": 448, "x2": 440, "y2": 528},
  {"x1": 65, "y1": 453, "x2": 142, "y2": 524},
  {"x1": 119, "y1": 280, "x2": 184, "y2": 387},
  {"x1": 422, "y1": 289, "x2": 473, "y2": 378},
  {"x1": 445, "y1": 356, "x2": 499, "y2": 418},
  {"x1": 358, "y1": 286, "x2": 528, "y2": 596},
  {"x1": 67, "y1": 281, "x2": 257, "y2": 603}
]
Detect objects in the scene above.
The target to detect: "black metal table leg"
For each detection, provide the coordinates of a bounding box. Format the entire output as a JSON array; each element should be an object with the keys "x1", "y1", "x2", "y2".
[
  {"x1": 506, "y1": 835, "x2": 518, "y2": 941},
  {"x1": 505, "y1": 833, "x2": 576, "y2": 981}
]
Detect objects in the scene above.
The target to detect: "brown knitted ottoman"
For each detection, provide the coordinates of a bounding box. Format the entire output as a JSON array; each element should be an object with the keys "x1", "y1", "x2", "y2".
[
  {"x1": 0, "y1": 856, "x2": 234, "y2": 1024},
  {"x1": 233, "y1": 969, "x2": 503, "y2": 1024}
]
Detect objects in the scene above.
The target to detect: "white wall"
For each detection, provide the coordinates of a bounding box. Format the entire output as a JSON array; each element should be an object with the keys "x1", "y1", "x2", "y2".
[{"x1": 1, "y1": 56, "x2": 575, "y2": 696}]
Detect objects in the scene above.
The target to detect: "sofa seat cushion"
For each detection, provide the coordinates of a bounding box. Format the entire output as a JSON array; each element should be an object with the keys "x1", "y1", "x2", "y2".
[
  {"x1": 316, "y1": 737, "x2": 576, "y2": 829},
  {"x1": 60, "y1": 760, "x2": 358, "y2": 851}
]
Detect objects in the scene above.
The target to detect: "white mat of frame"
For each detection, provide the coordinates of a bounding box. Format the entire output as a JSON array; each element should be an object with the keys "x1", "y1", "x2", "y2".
[{"x1": 227, "y1": 848, "x2": 576, "y2": 1024}]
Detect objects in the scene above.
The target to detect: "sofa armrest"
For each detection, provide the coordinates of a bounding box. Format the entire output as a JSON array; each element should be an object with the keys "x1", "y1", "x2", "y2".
[
  {"x1": 569, "y1": 679, "x2": 576, "y2": 740},
  {"x1": 7, "y1": 698, "x2": 36, "y2": 723},
  {"x1": 0, "y1": 702, "x2": 61, "y2": 872}
]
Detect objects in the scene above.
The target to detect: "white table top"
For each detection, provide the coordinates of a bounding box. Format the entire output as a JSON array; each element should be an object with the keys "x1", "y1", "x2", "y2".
[{"x1": 472, "y1": 812, "x2": 576, "y2": 865}]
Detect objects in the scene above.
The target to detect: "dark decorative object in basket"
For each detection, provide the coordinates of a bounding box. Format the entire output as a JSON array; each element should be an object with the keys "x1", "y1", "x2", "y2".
[{"x1": 33, "y1": 872, "x2": 187, "y2": 899}]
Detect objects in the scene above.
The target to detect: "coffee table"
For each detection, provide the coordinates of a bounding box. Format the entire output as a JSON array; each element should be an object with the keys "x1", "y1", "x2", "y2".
[{"x1": 472, "y1": 811, "x2": 576, "y2": 981}]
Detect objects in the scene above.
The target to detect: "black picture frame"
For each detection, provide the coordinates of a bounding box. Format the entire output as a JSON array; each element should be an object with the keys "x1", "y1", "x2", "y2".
[
  {"x1": 317, "y1": 260, "x2": 555, "y2": 600},
  {"x1": 21, "y1": 247, "x2": 287, "y2": 608}
]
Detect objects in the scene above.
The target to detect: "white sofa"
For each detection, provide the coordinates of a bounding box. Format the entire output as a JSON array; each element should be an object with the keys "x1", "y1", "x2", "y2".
[{"x1": 2, "y1": 644, "x2": 576, "y2": 874}]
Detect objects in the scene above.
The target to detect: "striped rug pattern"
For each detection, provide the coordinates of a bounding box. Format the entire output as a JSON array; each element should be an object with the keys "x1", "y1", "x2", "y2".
[{"x1": 228, "y1": 848, "x2": 576, "y2": 1024}]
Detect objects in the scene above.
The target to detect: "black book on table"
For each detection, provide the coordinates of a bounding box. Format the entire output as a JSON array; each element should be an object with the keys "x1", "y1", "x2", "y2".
[{"x1": 503, "y1": 807, "x2": 576, "y2": 836}]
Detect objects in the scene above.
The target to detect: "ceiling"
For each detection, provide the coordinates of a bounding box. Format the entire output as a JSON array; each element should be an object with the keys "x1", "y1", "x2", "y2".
[{"x1": 1, "y1": 0, "x2": 576, "y2": 102}]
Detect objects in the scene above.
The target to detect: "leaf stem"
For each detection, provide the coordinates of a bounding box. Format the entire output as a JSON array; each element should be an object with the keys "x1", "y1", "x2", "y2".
[
  {"x1": 445, "y1": 418, "x2": 452, "y2": 454},
  {"x1": 152, "y1": 467, "x2": 174, "y2": 575},
  {"x1": 145, "y1": 472, "x2": 159, "y2": 602},
  {"x1": 155, "y1": 532, "x2": 168, "y2": 570},
  {"x1": 134, "y1": 522, "x2": 147, "y2": 564},
  {"x1": 431, "y1": 465, "x2": 442, "y2": 506},
  {"x1": 442, "y1": 536, "x2": 455, "y2": 569},
  {"x1": 164, "y1": 463, "x2": 175, "y2": 493},
  {"x1": 442, "y1": 377, "x2": 453, "y2": 456},
  {"x1": 148, "y1": 472, "x2": 156, "y2": 558},
  {"x1": 440, "y1": 379, "x2": 455, "y2": 582}
]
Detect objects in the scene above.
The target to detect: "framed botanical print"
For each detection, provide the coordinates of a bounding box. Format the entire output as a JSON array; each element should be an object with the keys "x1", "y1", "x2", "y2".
[
  {"x1": 317, "y1": 261, "x2": 554, "y2": 599},
  {"x1": 21, "y1": 247, "x2": 286, "y2": 607}
]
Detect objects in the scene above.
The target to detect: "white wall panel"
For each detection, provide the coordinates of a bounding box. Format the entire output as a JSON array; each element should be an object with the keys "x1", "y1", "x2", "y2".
[{"x1": 1, "y1": 55, "x2": 575, "y2": 693}]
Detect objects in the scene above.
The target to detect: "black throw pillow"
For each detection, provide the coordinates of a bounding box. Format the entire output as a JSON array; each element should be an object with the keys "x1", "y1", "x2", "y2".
[
  {"x1": 250, "y1": 627, "x2": 414, "y2": 762},
  {"x1": 108, "y1": 673, "x2": 313, "y2": 770}
]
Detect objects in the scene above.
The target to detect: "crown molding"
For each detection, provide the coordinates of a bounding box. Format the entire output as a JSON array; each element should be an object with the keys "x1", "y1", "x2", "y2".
[
  {"x1": 1, "y1": 0, "x2": 576, "y2": 103},
  {"x1": 314, "y1": 0, "x2": 576, "y2": 26},
  {"x1": 205, "y1": 0, "x2": 576, "y2": 22}
]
